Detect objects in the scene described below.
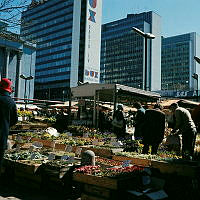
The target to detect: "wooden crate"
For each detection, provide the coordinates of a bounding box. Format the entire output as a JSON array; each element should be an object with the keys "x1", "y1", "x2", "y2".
[
  {"x1": 15, "y1": 169, "x2": 41, "y2": 182},
  {"x1": 73, "y1": 173, "x2": 141, "y2": 190},
  {"x1": 151, "y1": 160, "x2": 200, "y2": 177},
  {"x1": 31, "y1": 138, "x2": 55, "y2": 148},
  {"x1": 112, "y1": 155, "x2": 151, "y2": 167},
  {"x1": 81, "y1": 146, "x2": 123, "y2": 158},
  {"x1": 15, "y1": 160, "x2": 42, "y2": 174},
  {"x1": 54, "y1": 143, "x2": 67, "y2": 151}
]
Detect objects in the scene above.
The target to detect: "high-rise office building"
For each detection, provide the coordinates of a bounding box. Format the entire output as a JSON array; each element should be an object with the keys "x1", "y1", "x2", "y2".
[
  {"x1": 21, "y1": 0, "x2": 102, "y2": 100},
  {"x1": 162, "y1": 33, "x2": 200, "y2": 92},
  {"x1": 0, "y1": 23, "x2": 36, "y2": 99},
  {"x1": 100, "y1": 11, "x2": 161, "y2": 91}
]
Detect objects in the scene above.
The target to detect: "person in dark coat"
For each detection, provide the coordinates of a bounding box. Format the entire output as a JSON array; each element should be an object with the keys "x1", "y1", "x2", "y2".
[
  {"x1": 112, "y1": 104, "x2": 126, "y2": 140},
  {"x1": 142, "y1": 103, "x2": 166, "y2": 154},
  {"x1": 0, "y1": 78, "x2": 18, "y2": 174},
  {"x1": 133, "y1": 102, "x2": 145, "y2": 140}
]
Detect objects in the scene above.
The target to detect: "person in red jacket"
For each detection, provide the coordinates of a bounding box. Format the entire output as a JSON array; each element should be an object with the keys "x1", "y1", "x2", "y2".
[{"x1": 0, "y1": 78, "x2": 18, "y2": 175}]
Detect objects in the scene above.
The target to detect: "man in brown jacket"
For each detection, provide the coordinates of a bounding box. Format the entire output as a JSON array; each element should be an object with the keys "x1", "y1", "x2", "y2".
[{"x1": 169, "y1": 103, "x2": 197, "y2": 160}]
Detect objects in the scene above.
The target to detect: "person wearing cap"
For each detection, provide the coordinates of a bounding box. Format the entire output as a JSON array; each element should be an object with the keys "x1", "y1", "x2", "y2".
[
  {"x1": 0, "y1": 78, "x2": 18, "y2": 175},
  {"x1": 169, "y1": 103, "x2": 197, "y2": 160}
]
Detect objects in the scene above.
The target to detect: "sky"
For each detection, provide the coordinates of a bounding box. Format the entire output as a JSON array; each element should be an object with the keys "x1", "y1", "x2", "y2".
[{"x1": 102, "y1": 0, "x2": 200, "y2": 37}]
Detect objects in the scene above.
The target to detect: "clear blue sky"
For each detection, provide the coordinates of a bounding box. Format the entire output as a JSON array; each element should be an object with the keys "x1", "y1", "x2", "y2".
[{"x1": 102, "y1": 0, "x2": 200, "y2": 37}]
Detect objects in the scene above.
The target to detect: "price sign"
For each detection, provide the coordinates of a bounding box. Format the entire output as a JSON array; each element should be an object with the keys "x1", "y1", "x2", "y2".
[
  {"x1": 16, "y1": 135, "x2": 22, "y2": 142},
  {"x1": 66, "y1": 145, "x2": 73, "y2": 152},
  {"x1": 92, "y1": 139, "x2": 99, "y2": 145},
  {"x1": 67, "y1": 132, "x2": 72, "y2": 137},
  {"x1": 32, "y1": 141, "x2": 43, "y2": 148},
  {"x1": 30, "y1": 153, "x2": 37, "y2": 160},
  {"x1": 75, "y1": 147, "x2": 82, "y2": 156},
  {"x1": 29, "y1": 146, "x2": 34, "y2": 152},
  {"x1": 83, "y1": 133, "x2": 89, "y2": 138},
  {"x1": 16, "y1": 144, "x2": 20, "y2": 152},
  {"x1": 111, "y1": 141, "x2": 121, "y2": 147},
  {"x1": 27, "y1": 137, "x2": 32, "y2": 142},
  {"x1": 110, "y1": 138, "x2": 117, "y2": 142},
  {"x1": 122, "y1": 160, "x2": 131, "y2": 167},
  {"x1": 61, "y1": 155, "x2": 69, "y2": 160},
  {"x1": 48, "y1": 153, "x2": 55, "y2": 160},
  {"x1": 68, "y1": 156, "x2": 75, "y2": 162}
]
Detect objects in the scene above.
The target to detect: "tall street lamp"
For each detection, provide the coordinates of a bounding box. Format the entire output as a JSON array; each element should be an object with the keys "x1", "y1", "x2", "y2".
[
  {"x1": 194, "y1": 56, "x2": 200, "y2": 101},
  {"x1": 132, "y1": 27, "x2": 155, "y2": 91},
  {"x1": 20, "y1": 74, "x2": 34, "y2": 108},
  {"x1": 192, "y1": 73, "x2": 198, "y2": 101}
]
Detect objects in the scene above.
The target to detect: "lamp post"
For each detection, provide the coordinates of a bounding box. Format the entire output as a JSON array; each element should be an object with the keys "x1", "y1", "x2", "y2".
[
  {"x1": 20, "y1": 74, "x2": 33, "y2": 108},
  {"x1": 132, "y1": 27, "x2": 155, "y2": 91},
  {"x1": 192, "y1": 73, "x2": 198, "y2": 101},
  {"x1": 194, "y1": 56, "x2": 200, "y2": 101}
]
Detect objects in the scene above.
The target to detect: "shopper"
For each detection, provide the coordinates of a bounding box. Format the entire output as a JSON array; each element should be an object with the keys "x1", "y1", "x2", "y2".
[
  {"x1": 0, "y1": 78, "x2": 18, "y2": 175},
  {"x1": 133, "y1": 102, "x2": 145, "y2": 140},
  {"x1": 142, "y1": 103, "x2": 166, "y2": 154},
  {"x1": 112, "y1": 104, "x2": 126, "y2": 140},
  {"x1": 169, "y1": 103, "x2": 197, "y2": 160},
  {"x1": 191, "y1": 104, "x2": 200, "y2": 133}
]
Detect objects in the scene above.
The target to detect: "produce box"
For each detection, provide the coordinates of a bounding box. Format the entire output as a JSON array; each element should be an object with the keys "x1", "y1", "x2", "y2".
[
  {"x1": 151, "y1": 160, "x2": 200, "y2": 177},
  {"x1": 31, "y1": 137, "x2": 55, "y2": 148},
  {"x1": 73, "y1": 172, "x2": 142, "y2": 190},
  {"x1": 112, "y1": 155, "x2": 151, "y2": 167},
  {"x1": 14, "y1": 160, "x2": 42, "y2": 174},
  {"x1": 81, "y1": 146, "x2": 123, "y2": 158},
  {"x1": 14, "y1": 160, "x2": 43, "y2": 190}
]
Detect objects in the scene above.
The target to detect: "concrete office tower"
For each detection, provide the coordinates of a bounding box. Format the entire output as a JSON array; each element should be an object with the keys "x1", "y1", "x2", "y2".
[
  {"x1": 100, "y1": 11, "x2": 161, "y2": 91},
  {"x1": 21, "y1": 0, "x2": 102, "y2": 100},
  {"x1": 162, "y1": 32, "x2": 200, "y2": 92},
  {"x1": 0, "y1": 23, "x2": 36, "y2": 99}
]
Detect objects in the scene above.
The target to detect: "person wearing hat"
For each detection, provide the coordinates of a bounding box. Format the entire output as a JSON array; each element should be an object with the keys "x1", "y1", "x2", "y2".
[
  {"x1": 0, "y1": 78, "x2": 18, "y2": 175},
  {"x1": 169, "y1": 102, "x2": 197, "y2": 160}
]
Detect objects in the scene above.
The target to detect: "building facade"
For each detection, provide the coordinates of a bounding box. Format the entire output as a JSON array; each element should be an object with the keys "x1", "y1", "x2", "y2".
[
  {"x1": 161, "y1": 32, "x2": 200, "y2": 93},
  {"x1": 100, "y1": 11, "x2": 161, "y2": 91},
  {"x1": 0, "y1": 27, "x2": 36, "y2": 100},
  {"x1": 21, "y1": 0, "x2": 102, "y2": 100}
]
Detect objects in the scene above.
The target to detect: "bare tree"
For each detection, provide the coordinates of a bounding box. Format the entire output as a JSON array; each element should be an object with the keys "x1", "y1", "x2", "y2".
[{"x1": 0, "y1": 0, "x2": 31, "y2": 32}]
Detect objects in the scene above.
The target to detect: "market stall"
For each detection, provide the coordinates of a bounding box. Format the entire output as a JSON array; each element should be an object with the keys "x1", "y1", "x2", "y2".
[{"x1": 71, "y1": 83, "x2": 161, "y2": 128}]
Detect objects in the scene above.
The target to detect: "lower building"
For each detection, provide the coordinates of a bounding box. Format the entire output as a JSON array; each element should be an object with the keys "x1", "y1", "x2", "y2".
[{"x1": 0, "y1": 25, "x2": 36, "y2": 100}]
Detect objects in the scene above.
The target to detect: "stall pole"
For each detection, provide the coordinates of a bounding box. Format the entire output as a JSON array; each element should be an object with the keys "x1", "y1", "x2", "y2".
[
  {"x1": 93, "y1": 91, "x2": 97, "y2": 127},
  {"x1": 68, "y1": 88, "x2": 72, "y2": 125},
  {"x1": 96, "y1": 90, "x2": 100, "y2": 129},
  {"x1": 113, "y1": 84, "x2": 117, "y2": 112}
]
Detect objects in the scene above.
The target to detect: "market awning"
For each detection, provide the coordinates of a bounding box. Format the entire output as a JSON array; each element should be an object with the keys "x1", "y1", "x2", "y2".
[{"x1": 71, "y1": 83, "x2": 161, "y2": 103}]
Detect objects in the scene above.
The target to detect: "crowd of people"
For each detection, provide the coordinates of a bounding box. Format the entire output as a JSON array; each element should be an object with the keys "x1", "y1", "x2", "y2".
[{"x1": 112, "y1": 101, "x2": 198, "y2": 160}]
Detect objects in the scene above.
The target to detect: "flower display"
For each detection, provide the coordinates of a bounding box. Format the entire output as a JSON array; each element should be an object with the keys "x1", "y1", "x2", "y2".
[{"x1": 74, "y1": 164, "x2": 144, "y2": 178}]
